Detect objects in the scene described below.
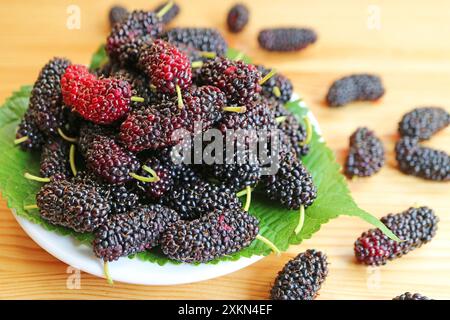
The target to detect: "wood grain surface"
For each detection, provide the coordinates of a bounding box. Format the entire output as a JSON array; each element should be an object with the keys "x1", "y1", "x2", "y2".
[{"x1": 0, "y1": 0, "x2": 449, "y2": 300}]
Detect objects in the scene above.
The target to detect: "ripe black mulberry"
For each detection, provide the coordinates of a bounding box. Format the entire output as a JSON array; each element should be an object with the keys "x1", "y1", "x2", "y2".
[
  {"x1": 163, "y1": 28, "x2": 228, "y2": 56},
  {"x1": 109, "y1": 5, "x2": 129, "y2": 27},
  {"x1": 15, "y1": 109, "x2": 45, "y2": 151},
  {"x1": 258, "y1": 28, "x2": 317, "y2": 52},
  {"x1": 40, "y1": 138, "x2": 70, "y2": 178},
  {"x1": 227, "y1": 4, "x2": 249, "y2": 33},
  {"x1": 393, "y1": 292, "x2": 432, "y2": 300},
  {"x1": 257, "y1": 65, "x2": 293, "y2": 103},
  {"x1": 398, "y1": 107, "x2": 450, "y2": 141}
]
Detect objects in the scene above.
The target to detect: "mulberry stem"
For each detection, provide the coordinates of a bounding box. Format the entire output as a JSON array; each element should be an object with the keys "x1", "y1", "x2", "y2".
[
  {"x1": 236, "y1": 187, "x2": 254, "y2": 197},
  {"x1": 176, "y1": 84, "x2": 184, "y2": 109},
  {"x1": 103, "y1": 262, "x2": 114, "y2": 286},
  {"x1": 199, "y1": 51, "x2": 217, "y2": 59},
  {"x1": 256, "y1": 234, "x2": 280, "y2": 255},
  {"x1": 149, "y1": 84, "x2": 157, "y2": 92},
  {"x1": 243, "y1": 186, "x2": 252, "y2": 212},
  {"x1": 272, "y1": 86, "x2": 281, "y2": 98},
  {"x1": 259, "y1": 69, "x2": 276, "y2": 85},
  {"x1": 14, "y1": 136, "x2": 29, "y2": 145},
  {"x1": 275, "y1": 116, "x2": 287, "y2": 124},
  {"x1": 130, "y1": 96, "x2": 144, "y2": 103},
  {"x1": 130, "y1": 172, "x2": 159, "y2": 183},
  {"x1": 233, "y1": 51, "x2": 245, "y2": 61},
  {"x1": 223, "y1": 106, "x2": 246, "y2": 113},
  {"x1": 300, "y1": 116, "x2": 312, "y2": 146},
  {"x1": 191, "y1": 61, "x2": 203, "y2": 68},
  {"x1": 294, "y1": 205, "x2": 305, "y2": 235},
  {"x1": 142, "y1": 165, "x2": 161, "y2": 182},
  {"x1": 156, "y1": 1, "x2": 174, "y2": 18},
  {"x1": 24, "y1": 204, "x2": 39, "y2": 210},
  {"x1": 24, "y1": 173, "x2": 50, "y2": 183},
  {"x1": 57, "y1": 128, "x2": 77, "y2": 143},
  {"x1": 69, "y1": 144, "x2": 77, "y2": 176}
]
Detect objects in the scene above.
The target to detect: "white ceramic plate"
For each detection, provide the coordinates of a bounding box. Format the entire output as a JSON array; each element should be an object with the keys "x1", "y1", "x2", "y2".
[{"x1": 12, "y1": 96, "x2": 321, "y2": 285}]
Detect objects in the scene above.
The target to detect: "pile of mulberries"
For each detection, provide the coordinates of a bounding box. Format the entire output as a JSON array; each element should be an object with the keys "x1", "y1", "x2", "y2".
[
  {"x1": 354, "y1": 206, "x2": 439, "y2": 266},
  {"x1": 345, "y1": 127, "x2": 385, "y2": 178},
  {"x1": 270, "y1": 250, "x2": 328, "y2": 300}
]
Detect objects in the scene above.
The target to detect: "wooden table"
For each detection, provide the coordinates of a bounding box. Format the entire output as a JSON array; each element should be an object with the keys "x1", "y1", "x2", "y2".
[{"x1": 0, "y1": 0, "x2": 449, "y2": 300}]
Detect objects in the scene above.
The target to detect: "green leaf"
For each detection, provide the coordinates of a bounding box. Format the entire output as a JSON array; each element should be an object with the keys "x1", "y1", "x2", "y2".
[
  {"x1": 0, "y1": 48, "x2": 398, "y2": 267},
  {"x1": 89, "y1": 44, "x2": 108, "y2": 70}
]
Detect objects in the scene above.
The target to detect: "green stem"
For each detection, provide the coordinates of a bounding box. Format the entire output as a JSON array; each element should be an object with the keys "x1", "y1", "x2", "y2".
[
  {"x1": 24, "y1": 204, "x2": 39, "y2": 210},
  {"x1": 233, "y1": 51, "x2": 245, "y2": 61},
  {"x1": 149, "y1": 84, "x2": 157, "y2": 92},
  {"x1": 69, "y1": 144, "x2": 77, "y2": 177},
  {"x1": 294, "y1": 205, "x2": 305, "y2": 235},
  {"x1": 142, "y1": 165, "x2": 160, "y2": 182},
  {"x1": 236, "y1": 187, "x2": 253, "y2": 197},
  {"x1": 24, "y1": 172, "x2": 50, "y2": 183},
  {"x1": 275, "y1": 116, "x2": 287, "y2": 124},
  {"x1": 259, "y1": 69, "x2": 276, "y2": 85},
  {"x1": 243, "y1": 186, "x2": 252, "y2": 212},
  {"x1": 14, "y1": 136, "x2": 28, "y2": 145},
  {"x1": 130, "y1": 96, "x2": 144, "y2": 103},
  {"x1": 191, "y1": 61, "x2": 203, "y2": 69},
  {"x1": 272, "y1": 86, "x2": 281, "y2": 98},
  {"x1": 103, "y1": 262, "x2": 114, "y2": 286},
  {"x1": 222, "y1": 106, "x2": 246, "y2": 113},
  {"x1": 129, "y1": 172, "x2": 159, "y2": 183},
  {"x1": 199, "y1": 51, "x2": 216, "y2": 59},
  {"x1": 57, "y1": 128, "x2": 77, "y2": 143},
  {"x1": 300, "y1": 116, "x2": 312, "y2": 146},
  {"x1": 256, "y1": 234, "x2": 280, "y2": 255},
  {"x1": 176, "y1": 85, "x2": 184, "y2": 109},
  {"x1": 156, "y1": 1, "x2": 174, "y2": 18}
]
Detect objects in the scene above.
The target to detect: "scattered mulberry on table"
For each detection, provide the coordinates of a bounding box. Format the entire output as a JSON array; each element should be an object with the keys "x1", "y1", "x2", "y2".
[
  {"x1": 153, "y1": 1, "x2": 180, "y2": 24},
  {"x1": 138, "y1": 40, "x2": 192, "y2": 94},
  {"x1": 227, "y1": 4, "x2": 249, "y2": 33},
  {"x1": 161, "y1": 179, "x2": 242, "y2": 220},
  {"x1": 257, "y1": 65, "x2": 293, "y2": 103},
  {"x1": 93, "y1": 204, "x2": 179, "y2": 262},
  {"x1": 354, "y1": 206, "x2": 439, "y2": 266},
  {"x1": 86, "y1": 135, "x2": 140, "y2": 184},
  {"x1": 398, "y1": 107, "x2": 450, "y2": 141},
  {"x1": 198, "y1": 57, "x2": 262, "y2": 105},
  {"x1": 36, "y1": 177, "x2": 110, "y2": 233},
  {"x1": 106, "y1": 10, "x2": 163, "y2": 66},
  {"x1": 393, "y1": 292, "x2": 432, "y2": 300},
  {"x1": 40, "y1": 138, "x2": 70, "y2": 178},
  {"x1": 395, "y1": 136, "x2": 450, "y2": 181},
  {"x1": 258, "y1": 28, "x2": 317, "y2": 52},
  {"x1": 109, "y1": 5, "x2": 129, "y2": 28},
  {"x1": 270, "y1": 250, "x2": 328, "y2": 300},
  {"x1": 29, "y1": 57, "x2": 71, "y2": 135},
  {"x1": 161, "y1": 208, "x2": 259, "y2": 263},
  {"x1": 15, "y1": 109, "x2": 45, "y2": 151},
  {"x1": 345, "y1": 127, "x2": 385, "y2": 178},
  {"x1": 262, "y1": 151, "x2": 317, "y2": 210},
  {"x1": 164, "y1": 28, "x2": 228, "y2": 56},
  {"x1": 326, "y1": 74, "x2": 385, "y2": 107}
]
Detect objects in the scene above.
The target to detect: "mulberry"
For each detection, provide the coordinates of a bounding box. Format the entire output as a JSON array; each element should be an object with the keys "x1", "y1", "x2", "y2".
[
  {"x1": 161, "y1": 180, "x2": 241, "y2": 220},
  {"x1": 262, "y1": 152, "x2": 317, "y2": 210},
  {"x1": 86, "y1": 135, "x2": 140, "y2": 184},
  {"x1": 198, "y1": 57, "x2": 262, "y2": 105},
  {"x1": 36, "y1": 177, "x2": 110, "y2": 233},
  {"x1": 153, "y1": 1, "x2": 180, "y2": 24},
  {"x1": 398, "y1": 107, "x2": 450, "y2": 141},
  {"x1": 345, "y1": 127, "x2": 385, "y2": 178},
  {"x1": 135, "y1": 155, "x2": 176, "y2": 200},
  {"x1": 161, "y1": 208, "x2": 259, "y2": 263},
  {"x1": 93, "y1": 204, "x2": 179, "y2": 262},
  {"x1": 270, "y1": 250, "x2": 328, "y2": 300},
  {"x1": 29, "y1": 57, "x2": 71, "y2": 135},
  {"x1": 109, "y1": 5, "x2": 128, "y2": 27},
  {"x1": 208, "y1": 162, "x2": 261, "y2": 192},
  {"x1": 77, "y1": 122, "x2": 113, "y2": 157},
  {"x1": 257, "y1": 65, "x2": 293, "y2": 103},
  {"x1": 40, "y1": 138, "x2": 70, "y2": 178},
  {"x1": 163, "y1": 28, "x2": 228, "y2": 56},
  {"x1": 395, "y1": 137, "x2": 450, "y2": 181},
  {"x1": 258, "y1": 28, "x2": 317, "y2": 52},
  {"x1": 354, "y1": 206, "x2": 439, "y2": 266},
  {"x1": 106, "y1": 10, "x2": 163, "y2": 66},
  {"x1": 15, "y1": 109, "x2": 45, "y2": 151},
  {"x1": 326, "y1": 74, "x2": 385, "y2": 107},
  {"x1": 227, "y1": 4, "x2": 249, "y2": 33},
  {"x1": 393, "y1": 292, "x2": 432, "y2": 300}
]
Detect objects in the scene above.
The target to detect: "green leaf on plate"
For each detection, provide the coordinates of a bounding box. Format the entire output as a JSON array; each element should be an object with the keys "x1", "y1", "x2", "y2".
[{"x1": 0, "y1": 48, "x2": 398, "y2": 267}]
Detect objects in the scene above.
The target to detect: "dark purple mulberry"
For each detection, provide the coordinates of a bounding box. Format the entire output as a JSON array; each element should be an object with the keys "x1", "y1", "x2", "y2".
[
  {"x1": 227, "y1": 4, "x2": 249, "y2": 33},
  {"x1": 15, "y1": 109, "x2": 45, "y2": 151},
  {"x1": 258, "y1": 28, "x2": 317, "y2": 52},
  {"x1": 161, "y1": 208, "x2": 259, "y2": 263},
  {"x1": 93, "y1": 204, "x2": 179, "y2": 262},
  {"x1": 270, "y1": 250, "x2": 328, "y2": 300},
  {"x1": 393, "y1": 292, "x2": 432, "y2": 300},
  {"x1": 77, "y1": 122, "x2": 114, "y2": 157},
  {"x1": 395, "y1": 136, "x2": 450, "y2": 181},
  {"x1": 39, "y1": 138, "x2": 70, "y2": 178},
  {"x1": 257, "y1": 65, "x2": 293, "y2": 103},
  {"x1": 326, "y1": 74, "x2": 385, "y2": 107},
  {"x1": 345, "y1": 127, "x2": 385, "y2": 178},
  {"x1": 398, "y1": 107, "x2": 450, "y2": 141},
  {"x1": 354, "y1": 206, "x2": 439, "y2": 266},
  {"x1": 109, "y1": 5, "x2": 129, "y2": 27}
]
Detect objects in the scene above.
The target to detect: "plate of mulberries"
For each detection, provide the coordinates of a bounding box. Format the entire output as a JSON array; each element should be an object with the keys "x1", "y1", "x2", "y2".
[{"x1": 0, "y1": 2, "x2": 398, "y2": 285}]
